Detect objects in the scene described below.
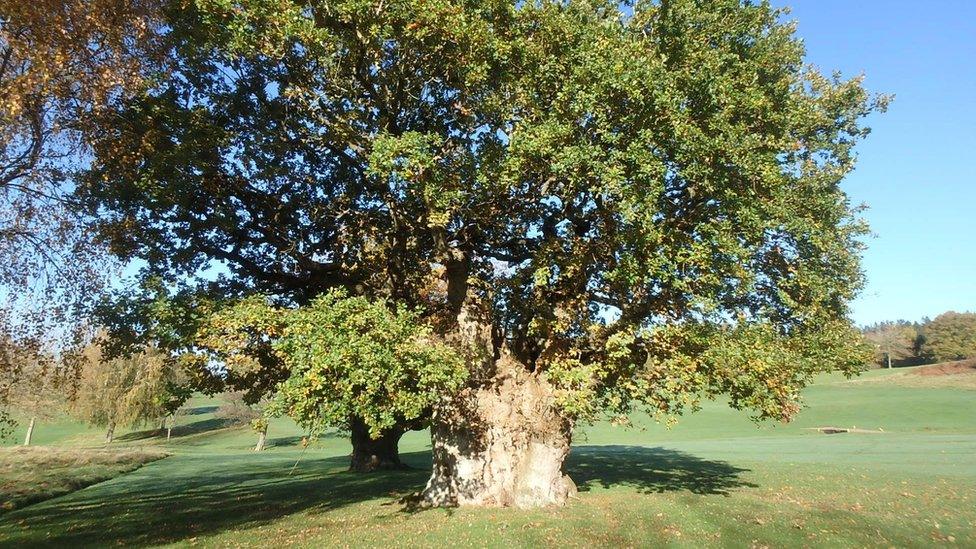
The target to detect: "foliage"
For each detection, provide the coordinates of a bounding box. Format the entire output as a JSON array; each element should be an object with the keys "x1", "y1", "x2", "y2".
[
  {"x1": 862, "y1": 321, "x2": 921, "y2": 367},
  {"x1": 922, "y1": 312, "x2": 976, "y2": 362},
  {"x1": 0, "y1": 342, "x2": 64, "y2": 440},
  {"x1": 4, "y1": 356, "x2": 63, "y2": 421},
  {"x1": 203, "y1": 291, "x2": 466, "y2": 438},
  {"x1": 216, "y1": 391, "x2": 269, "y2": 433},
  {"x1": 81, "y1": 0, "x2": 885, "y2": 426},
  {"x1": 92, "y1": 278, "x2": 236, "y2": 401},
  {"x1": 71, "y1": 339, "x2": 184, "y2": 431},
  {"x1": 216, "y1": 391, "x2": 260, "y2": 425},
  {"x1": 0, "y1": 0, "x2": 168, "y2": 425}
]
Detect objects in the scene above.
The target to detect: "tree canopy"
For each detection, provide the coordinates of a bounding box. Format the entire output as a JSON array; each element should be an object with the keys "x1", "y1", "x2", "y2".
[
  {"x1": 79, "y1": 0, "x2": 885, "y2": 506},
  {"x1": 922, "y1": 312, "x2": 976, "y2": 363},
  {"x1": 84, "y1": 0, "x2": 881, "y2": 420},
  {"x1": 71, "y1": 340, "x2": 184, "y2": 441}
]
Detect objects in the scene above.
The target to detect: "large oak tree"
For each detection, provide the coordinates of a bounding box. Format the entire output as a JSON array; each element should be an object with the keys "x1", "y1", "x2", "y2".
[{"x1": 82, "y1": 0, "x2": 884, "y2": 506}]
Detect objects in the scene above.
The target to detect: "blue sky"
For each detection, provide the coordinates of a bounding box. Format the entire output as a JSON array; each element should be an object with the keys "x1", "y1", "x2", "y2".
[{"x1": 777, "y1": 1, "x2": 976, "y2": 325}]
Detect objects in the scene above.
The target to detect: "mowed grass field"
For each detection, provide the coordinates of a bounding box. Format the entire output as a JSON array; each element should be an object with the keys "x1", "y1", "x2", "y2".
[{"x1": 0, "y1": 365, "x2": 974, "y2": 548}]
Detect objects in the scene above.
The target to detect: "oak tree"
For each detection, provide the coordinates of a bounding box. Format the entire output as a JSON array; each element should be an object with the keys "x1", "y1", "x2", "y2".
[{"x1": 82, "y1": 0, "x2": 884, "y2": 506}]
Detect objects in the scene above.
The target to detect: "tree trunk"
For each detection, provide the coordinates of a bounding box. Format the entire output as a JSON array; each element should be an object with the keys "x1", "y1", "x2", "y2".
[
  {"x1": 254, "y1": 425, "x2": 267, "y2": 452},
  {"x1": 23, "y1": 416, "x2": 35, "y2": 446},
  {"x1": 105, "y1": 421, "x2": 116, "y2": 444},
  {"x1": 167, "y1": 425, "x2": 172, "y2": 441},
  {"x1": 421, "y1": 362, "x2": 577, "y2": 508},
  {"x1": 349, "y1": 417, "x2": 407, "y2": 472},
  {"x1": 421, "y1": 249, "x2": 575, "y2": 507}
]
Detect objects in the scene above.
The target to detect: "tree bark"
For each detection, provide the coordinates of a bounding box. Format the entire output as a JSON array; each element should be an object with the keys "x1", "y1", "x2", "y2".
[
  {"x1": 254, "y1": 425, "x2": 267, "y2": 452},
  {"x1": 349, "y1": 417, "x2": 407, "y2": 472},
  {"x1": 421, "y1": 360, "x2": 577, "y2": 508},
  {"x1": 23, "y1": 416, "x2": 35, "y2": 446},
  {"x1": 105, "y1": 421, "x2": 116, "y2": 444},
  {"x1": 420, "y1": 249, "x2": 576, "y2": 507}
]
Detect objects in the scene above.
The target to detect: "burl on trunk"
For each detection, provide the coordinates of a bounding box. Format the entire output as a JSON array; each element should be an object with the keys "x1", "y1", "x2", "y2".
[{"x1": 421, "y1": 359, "x2": 577, "y2": 508}]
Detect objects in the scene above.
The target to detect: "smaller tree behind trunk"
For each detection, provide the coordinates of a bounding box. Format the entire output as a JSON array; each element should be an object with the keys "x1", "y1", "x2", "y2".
[
  {"x1": 349, "y1": 417, "x2": 407, "y2": 472},
  {"x1": 216, "y1": 391, "x2": 271, "y2": 451}
]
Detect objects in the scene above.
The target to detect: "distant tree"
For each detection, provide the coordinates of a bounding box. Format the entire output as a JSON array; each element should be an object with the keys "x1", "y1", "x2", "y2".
[
  {"x1": 862, "y1": 322, "x2": 919, "y2": 368},
  {"x1": 71, "y1": 340, "x2": 181, "y2": 442},
  {"x1": 216, "y1": 391, "x2": 271, "y2": 451},
  {"x1": 922, "y1": 312, "x2": 976, "y2": 362},
  {"x1": 2, "y1": 347, "x2": 63, "y2": 445}
]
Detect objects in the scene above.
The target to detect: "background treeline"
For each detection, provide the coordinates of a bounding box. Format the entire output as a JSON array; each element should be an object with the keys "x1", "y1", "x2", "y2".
[{"x1": 862, "y1": 311, "x2": 976, "y2": 368}]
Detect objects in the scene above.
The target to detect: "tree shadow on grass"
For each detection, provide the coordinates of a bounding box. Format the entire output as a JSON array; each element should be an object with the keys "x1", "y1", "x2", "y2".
[
  {"x1": 567, "y1": 445, "x2": 756, "y2": 496},
  {"x1": 183, "y1": 405, "x2": 219, "y2": 416},
  {"x1": 0, "y1": 452, "x2": 432, "y2": 547},
  {"x1": 264, "y1": 429, "x2": 348, "y2": 448},
  {"x1": 0, "y1": 446, "x2": 753, "y2": 546},
  {"x1": 116, "y1": 418, "x2": 239, "y2": 443}
]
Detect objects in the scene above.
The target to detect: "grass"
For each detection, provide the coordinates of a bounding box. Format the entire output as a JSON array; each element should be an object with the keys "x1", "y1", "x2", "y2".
[
  {"x1": 0, "y1": 366, "x2": 974, "y2": 547},
  {"x1": 0, "y1": 446, "x2": 167, "y2": 513}
]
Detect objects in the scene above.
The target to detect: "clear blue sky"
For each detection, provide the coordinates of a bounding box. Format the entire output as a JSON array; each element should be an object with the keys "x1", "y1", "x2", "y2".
[{"x1": 777, "y1": 1, "x2": 976, "y2": 326}]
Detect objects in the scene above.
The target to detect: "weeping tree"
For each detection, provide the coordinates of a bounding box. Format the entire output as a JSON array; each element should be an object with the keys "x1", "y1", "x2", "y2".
[
  {"x1": 81, "y1": 0, "x2": 884, "y2": 507},
  {"x1": 72, "y1": 340, "x2": 182, "y2": 442}
]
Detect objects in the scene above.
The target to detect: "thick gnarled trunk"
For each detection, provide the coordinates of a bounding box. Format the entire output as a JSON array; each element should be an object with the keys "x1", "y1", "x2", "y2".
[
  {"x1": 422, "y1": 250, "x2": 575, "y2": 507},
  {"x1": 349, "y1": 417, "x2": 407, "y2": 472},
  {"x1": 422, "y1": 364, "x2": 576, "y2": 508}
]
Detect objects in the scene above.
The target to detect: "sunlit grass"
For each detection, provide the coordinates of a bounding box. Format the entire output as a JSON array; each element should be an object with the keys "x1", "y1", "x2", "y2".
[
  {"x1": 0, "y1": 446, "x2": 167, "y2": 512},
  {"x1": 0, "y1": 368, "x2": 973, "y2": 547}
]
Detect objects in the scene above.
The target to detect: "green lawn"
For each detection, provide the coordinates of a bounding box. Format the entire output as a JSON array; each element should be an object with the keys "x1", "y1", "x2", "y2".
[
  {"x1": 0, "y1": 366, "x2": 974, "y2": 547},
  {"x1": 0, "y1": 446, "x2": 167, "y2": 513}
]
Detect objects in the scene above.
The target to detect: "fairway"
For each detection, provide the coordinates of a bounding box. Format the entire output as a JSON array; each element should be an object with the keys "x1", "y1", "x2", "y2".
[{"x1": 1, "y1": 366, "x2": 974, "y2": 547}]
